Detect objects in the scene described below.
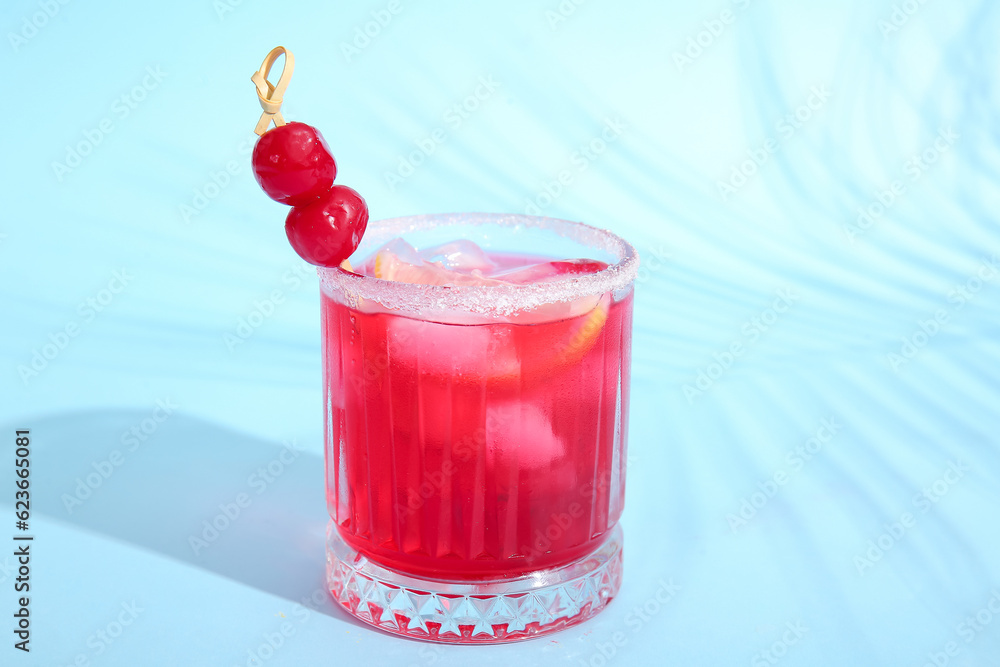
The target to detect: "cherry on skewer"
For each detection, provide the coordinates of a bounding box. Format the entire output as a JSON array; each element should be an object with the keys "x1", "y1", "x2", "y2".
[
  {"x1": 252, "y1": 121, "x2": 337, "y2": 206},
  {"x1": 285, "y1": 185, "x2": 369, "y2": 268}
]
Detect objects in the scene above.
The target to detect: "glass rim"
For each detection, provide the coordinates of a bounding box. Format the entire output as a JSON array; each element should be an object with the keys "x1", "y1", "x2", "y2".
[{"x1": 317, "y1": 212, "x2": 639, "y2": 316}]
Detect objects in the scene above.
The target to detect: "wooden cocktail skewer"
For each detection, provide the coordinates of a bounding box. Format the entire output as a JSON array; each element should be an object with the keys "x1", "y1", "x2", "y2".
[{"x1": 251, "y1": 46, "x2": 295, "y2": 136}]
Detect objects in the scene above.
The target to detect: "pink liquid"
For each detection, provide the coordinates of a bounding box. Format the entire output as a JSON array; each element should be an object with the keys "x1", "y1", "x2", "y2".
[{"x1": 322, "y1": 252, "x2": 633, "y2": 581}]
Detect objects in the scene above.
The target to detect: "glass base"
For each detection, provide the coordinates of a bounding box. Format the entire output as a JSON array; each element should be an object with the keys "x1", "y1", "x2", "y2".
[{"x1": 326, "y1": 523, "x2": 623, "y2": 643}]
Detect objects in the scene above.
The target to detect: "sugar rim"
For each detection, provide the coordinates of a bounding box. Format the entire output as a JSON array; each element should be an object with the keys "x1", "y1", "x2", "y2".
[{"x1": 317, "y1": 212, "x2": 639, "y2": 316}]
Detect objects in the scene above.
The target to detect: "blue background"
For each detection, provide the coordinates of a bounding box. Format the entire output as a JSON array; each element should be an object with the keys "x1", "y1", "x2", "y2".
[{"x1": 2, "y1": 0, "x2": 999, "y2": 665}]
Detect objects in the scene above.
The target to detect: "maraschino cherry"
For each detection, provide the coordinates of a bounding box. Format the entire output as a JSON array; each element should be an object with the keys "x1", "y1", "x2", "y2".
[
  {"x1": 250, "y1": 46, "x2": 367, "y2": 268},
  {"x1": 285, "y1": 185, "x2": 369, "y2": 267},
  {"x1": 252, "y1": 122, "x2": 336, "y2": 206}
]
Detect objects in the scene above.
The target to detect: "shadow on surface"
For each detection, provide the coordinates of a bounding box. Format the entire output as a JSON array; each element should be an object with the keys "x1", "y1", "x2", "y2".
[{"x1": 5, "y1": 409, "x2": 365, "y2": 626}]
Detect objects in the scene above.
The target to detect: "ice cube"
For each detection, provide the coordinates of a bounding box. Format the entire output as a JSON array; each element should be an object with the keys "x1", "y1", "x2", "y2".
[
  {"x1": 370, "y1": 240, "x2": 504, "y2": 286},
  {"x1": 421, "y1": 240, "x2": 498, "y2": 273},
  {"x1": 485, "y1": 401, "x2": 565, "y2": 466}
]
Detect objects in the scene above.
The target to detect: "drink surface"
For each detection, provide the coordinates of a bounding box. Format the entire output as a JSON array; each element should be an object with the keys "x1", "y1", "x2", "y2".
[
  {"x1": 355, "y1": 237, "x2": 610, "y2": 288},
  {"x1": 323, "y1": 239, "x2": 633, "y2": 580}
]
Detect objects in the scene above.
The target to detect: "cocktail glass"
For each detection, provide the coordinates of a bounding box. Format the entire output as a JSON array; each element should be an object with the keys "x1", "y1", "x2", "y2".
[{"x1": 318, "y1": 213, "x2": 637, "y2": 643}]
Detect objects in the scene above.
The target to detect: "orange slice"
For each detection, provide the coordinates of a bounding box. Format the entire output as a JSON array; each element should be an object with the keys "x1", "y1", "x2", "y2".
[{"x1": 553, "y1": 294, "x2": 610, "y2": 366}]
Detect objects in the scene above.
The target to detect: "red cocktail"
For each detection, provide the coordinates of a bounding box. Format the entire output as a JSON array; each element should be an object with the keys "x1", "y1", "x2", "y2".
[
  {"x1": 242, "y1": 47, "x2": 639, "y2": 645},
  {"x1": 320, "y1": 213, "x2": 637, "y2": 642}
]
